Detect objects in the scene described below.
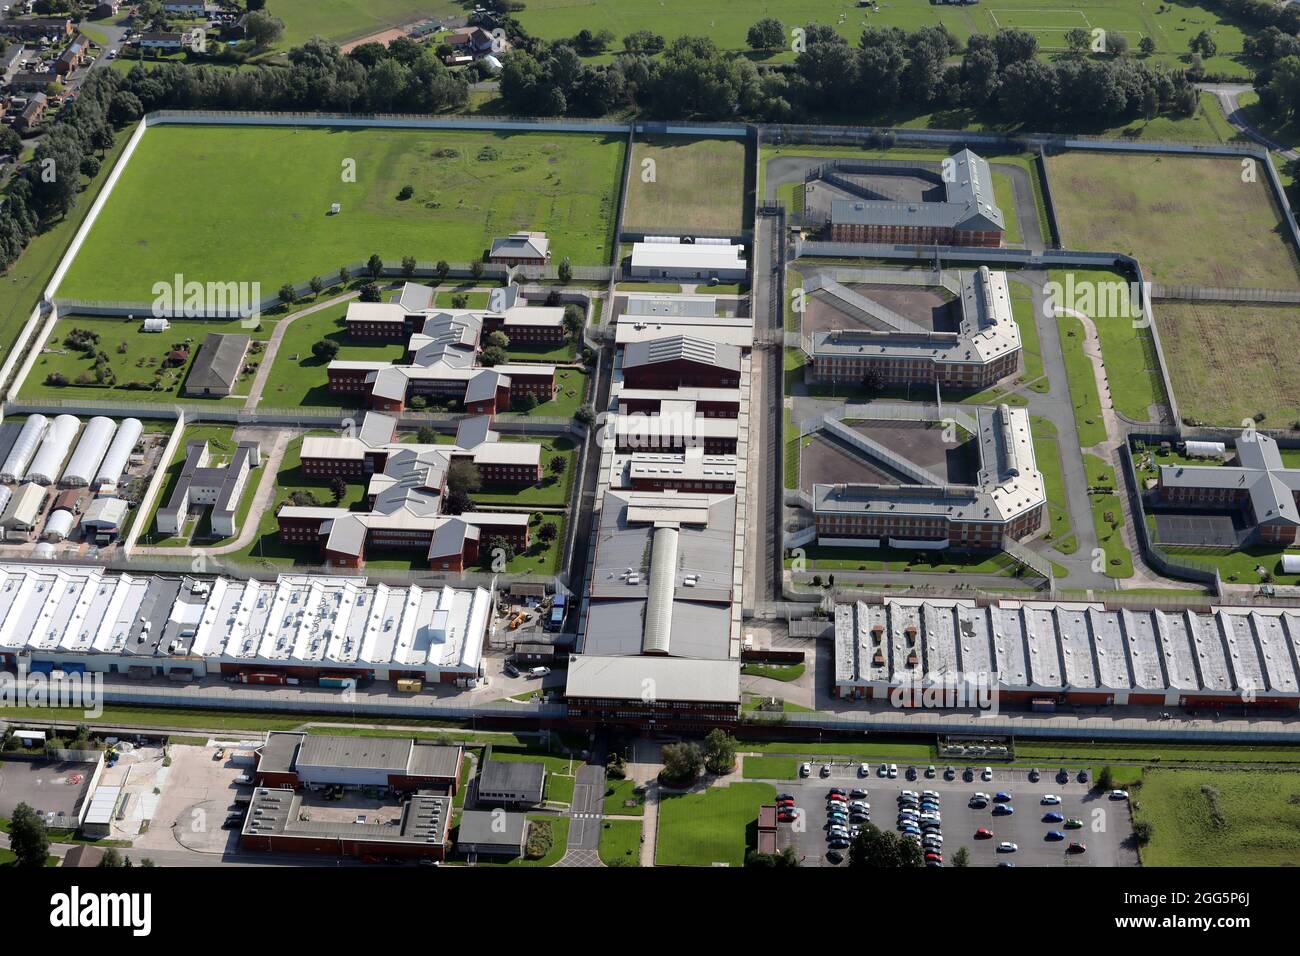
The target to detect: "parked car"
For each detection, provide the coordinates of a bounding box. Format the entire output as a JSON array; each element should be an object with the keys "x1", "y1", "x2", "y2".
[
  {"x1": 1028, "y1": 768, "x2": 1041, "y2": 783},
  {"x1": 1109, "y1": 789, "x2": 1130, "y2": 800},
  {"x1": 1045, "y1": 830, "x2": 1065, "y2": 841},
  {"x1": 819, "y1": 765, "x2": 830, "y2": 778},
  {"x1": 1067, "y1": 842, "x2": 1087, "y2": 854},
  {"x1": 994, "y1": 791, "x2": 1013, "y2": 802},
  {"x1": 1043, "y1": 812, "x2": 1064, "y2": 823},
  {"x1": 825, "y1": 850, "x2": 844, "y2": 865},
  {"x1": 213, "y1": 748, "x2": 226, "y2": 760},
  {"x1": 981, "y1": 767, "x2": 993, "y2": 781},
  {"x1": 944, "y1": 767, "x2": 956, "y2": 781},
  {"x1": 975, "y1": 827, "x2": 994, "y2": 839},
  {"x1": 1041, "y1": 794, "x2": 1062, "y2": 805},
  {"x1": 992, "y1": 805, "x2": 1015, "y2": 816},
  {"x1": 849, "y1": 788, "x2": 868, "y2": 799},
  {"x1": 828, "y1": 787, "x2": 847, "y2": 797},
  {"x1": 1064, "y1": 818, "x2": 1084, "y2": 829},
  {"x1": 887, "y1": 764, "x2": 899, "y2": 778},
  {"x1": 997, "y1": 841, "x2": 1018, "y2": 853},
  {"x1": 800, "y1": 763, "x2": 811, "y2": 778},
  {"x1": 925, "y1": 765, "x2": 936, "y2": 778},
  {"x1": 235, "y1": 773, "x2": 253, "y2": 785},
  {"x1": 858, "y1": 763, "x2": 870, "y2": 777}
]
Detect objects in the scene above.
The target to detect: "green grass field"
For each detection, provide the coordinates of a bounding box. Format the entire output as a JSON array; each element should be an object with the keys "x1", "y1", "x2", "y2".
[
  {"x1": 1085, "y1": 453, "x2": 1134, "y2": 579},
  {"x1": 602, "y1": 779, "x2": 646, "y2": 816},
  {"x1": 1055, "y1": 312, "x2": 1109, "y2": 448},
  {"x1": 260, "y1": 300, "x2": 406, "y2": 407},
  {"x1": 741, "y1": 756, "x2": 799, "y2": 780},
  {"x1": 513, "y1": 0, "x2": 1256, "y2": 75},
  {"x1": 598, "y1": 819, "x2": 643, "y2": 866},
  {"x1": 624, "y1": 136, "x2": 749, "y2": 233},
  {"x1": 1135, "y1": 769, "x2": 1300, "y2": 866},
  {"x1": 1031, "y1": 416, "x2": 1078, "y2": 556},
  {"x1": 787, "y1": 544, "x2": 1016, "y2": 575},
  {"x1": 58, "y1": 125, "x2": 626, "y2": 302},
  {"x1": 267, "y1": 0, "x2": 459, "y2": 51},
  {"x1": 656, "y1": 782, "x2": 775, "y2": 867},
  {"x1": 1156, "y1": 301, "x2": 1300, "y2": 428},
  {"x1": 1048, "y1": 268, "x2": 1169, "y2": 423},
  {"x1": 1047, "y1": 150, "x2": 1300, "y2": 290},
  {"x1": 20, "y1": 315, "x2": 272, "y2": 404}
]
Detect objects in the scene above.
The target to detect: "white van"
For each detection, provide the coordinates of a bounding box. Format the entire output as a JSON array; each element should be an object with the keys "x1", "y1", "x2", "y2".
[{"x1": 528, "y1": 666, "x2": 550, "y2": 678}]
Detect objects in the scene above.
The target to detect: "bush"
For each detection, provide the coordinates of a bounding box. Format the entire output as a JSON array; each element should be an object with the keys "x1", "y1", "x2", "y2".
[
  {"x1": 397, "y1": 185, "x2": 414, "y2": 201},
  {"x1": 524, "y1": 819, "x2": 553, "y2": 860},
  {"x1": 44, "y1": 372, "x2": 68, "y2": 386}
]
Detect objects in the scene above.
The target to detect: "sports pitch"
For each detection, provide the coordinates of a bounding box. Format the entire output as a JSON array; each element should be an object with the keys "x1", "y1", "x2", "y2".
[
  {"x1": 268, "y1": 0, "x2": 458, "y2": 51},
  {"x1": 57, "y1": 124, "x2": 626, "y2": 302}
]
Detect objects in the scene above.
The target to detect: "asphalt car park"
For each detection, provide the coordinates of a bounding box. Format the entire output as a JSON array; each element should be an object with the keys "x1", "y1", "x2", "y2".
[{"x1": 775, "y1": 763, "x2": 1138, "y2": 867}]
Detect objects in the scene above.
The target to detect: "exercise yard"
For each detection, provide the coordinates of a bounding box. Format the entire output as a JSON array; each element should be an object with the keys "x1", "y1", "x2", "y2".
[
  {"x1": 1046, "y1": 151, "x2": 1300, "y2": 290},
  {"x1": 624, "y1": 136, "x2": 750, "y2": 234},
  {"x1": 57, "y1": 124, "x2": 626, "y2": 302},
  {"x1": 1156, "y1": 301, "x2": 1300, "y2": 427}
]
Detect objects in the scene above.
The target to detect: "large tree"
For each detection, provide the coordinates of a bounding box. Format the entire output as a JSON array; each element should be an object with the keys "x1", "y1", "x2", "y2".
[
  {"x1": 660, "y1": 741, "x2": 703, "y2": 784},
  {"x1": 848, "y1": 822, "x2": 924, "y2": 868},
  {"x1": 8, "y1": 803, "x2": 50, "y2": 868},
  {"x1": 702, "y1": 729, "x2": 737, "y2": 775}
]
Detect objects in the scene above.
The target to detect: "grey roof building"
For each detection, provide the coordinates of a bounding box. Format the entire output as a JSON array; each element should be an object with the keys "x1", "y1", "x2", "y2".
[
  {"x1": 156, "y1": 439, "x2": 260, "y2": 539},
  {"x1": 1157, "y1": 433, "x2": 1300, "y2": 537},
  {"x1": 184, "y1": 333, "x2": 250, "y2": 397},
  {"x1": 456, "y1": 809, "x2": 528, "y2": 856},
  {"x1": 829, "y1": 149, "x2": 1005, "y2": 235},
  {"x1": 477, "y1": 759, "x2": 546, "y2": 807}
]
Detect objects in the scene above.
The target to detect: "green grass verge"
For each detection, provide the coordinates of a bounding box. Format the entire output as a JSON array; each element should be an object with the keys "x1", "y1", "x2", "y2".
[
  {"x1": 741, "y1": 756, "x2": 799, "y2": 780},
  {"x1": 656, "y1": 782, "x2": 775, "y2": 867},
  {"x1": 597, "y1": 819, "x2": 643, "y2": 867},
  {"x1": 602, "y1": 778, "x2": 646, "y2": 817}
]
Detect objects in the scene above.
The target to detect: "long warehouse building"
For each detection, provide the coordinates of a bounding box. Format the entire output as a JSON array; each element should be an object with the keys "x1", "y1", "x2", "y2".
[
  {"x1": 0, "y1": 563, "x2": 494, "y2": 685},
  {"x1": 834, "y1": 596, "x2": 1300, "y2": 709}
]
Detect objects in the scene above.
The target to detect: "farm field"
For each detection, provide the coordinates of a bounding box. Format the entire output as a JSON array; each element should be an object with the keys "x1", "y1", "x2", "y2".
[
  {"x1": 624, "y1": 136, "x2": 750, "y2": 234},
  {"x1": 58, "y1": 125, "x2": 626, "y2": 302},
  {"x1": 514, "y1": 0, "x2": 1255, "y2": 75},
  {"x1": 1048, "y1": 268, "x2": 1169, "y2": 423},
  {"x1": 1047, "y1": 151, "x2": 1300, "y2": 290},
  {"x1": 655, "y1": 781, "x2": 775, "y2": 867},
  {"x1": 1156, "y1": 301, "x2": 1300, "y2": 427},
  {"x1": 1134, "y1": 769, "x2": 1300, "y2": 866},
  {"x1": 266, "y1": 0, "x2": 458, "y2": 51},
  {"x1": 19, "y1": 315, "x2": 273, "y2": 404}
]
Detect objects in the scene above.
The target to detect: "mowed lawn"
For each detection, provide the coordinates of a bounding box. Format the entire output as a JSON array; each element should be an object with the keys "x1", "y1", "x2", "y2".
[
  {"x1": 58, "y1": 125, "x2": 626, "y2": 301},
  {"x1": 1048, "y1": 268, "x2": 1169, "y2": 423},
  {"x1": 624, "y1": 136, "x2": 749, "y2": 233},
  {"x1": 656, "y1": 782, "x2": 775, "y2": 866},
  {"x1": 1135, "y1": 769, "x2": 1300, "y2": 866},
  {"x1": 267, "y1": 0, "x2": 459, "y2": 50},
  {"x1": 1047, "y1": 151, "x2": 1300, "y2": 289},
  {"x1": 1157, "y1": 301, "x2": 1300, "y2": 427},
  {"x1": 261, "y1": 300, "x2": 406, "y2": 407}
]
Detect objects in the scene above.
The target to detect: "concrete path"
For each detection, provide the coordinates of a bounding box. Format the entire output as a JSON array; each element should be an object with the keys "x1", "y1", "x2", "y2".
[
  {"x1": 244, "y1": 289, "x2": 358, "y2": 409},
  {"x1": 1202, "y1": 83, "x2": 1298, "y2": 161}
]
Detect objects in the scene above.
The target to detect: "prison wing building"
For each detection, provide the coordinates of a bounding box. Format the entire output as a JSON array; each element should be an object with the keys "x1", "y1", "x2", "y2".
[
  {"x1": 827, "y1": 149, "x2": 1005, "y2": 247},
  {"x1": 803, "y1": 267, "x2": 1021, "y2": 390}
]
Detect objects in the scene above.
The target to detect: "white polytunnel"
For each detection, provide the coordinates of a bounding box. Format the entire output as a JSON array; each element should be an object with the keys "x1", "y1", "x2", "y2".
[
  {"x1": 26, "y1": 415, "x2": 80, "y2": 486},
  {"x1": 1, "y1": 414, "x2": 49, "y2": 483},
  {"x1": 61, "y1": 416, "x2": 117, "y2": 488},
  {"x1": 94, "y1": 417, "x2": 143, "y2": 490}
]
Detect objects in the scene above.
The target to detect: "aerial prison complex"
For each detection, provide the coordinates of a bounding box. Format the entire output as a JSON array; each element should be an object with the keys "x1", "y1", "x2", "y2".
[
  {"x1": 0, "y1": 563, "x2": 494, "y2": 686},
  {"x1": 833, "y1": 596, "x2": 1300, "y2": 711},
  {"x1": 801, "y1": 266, "x2": 1022, "y2": 390}
]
